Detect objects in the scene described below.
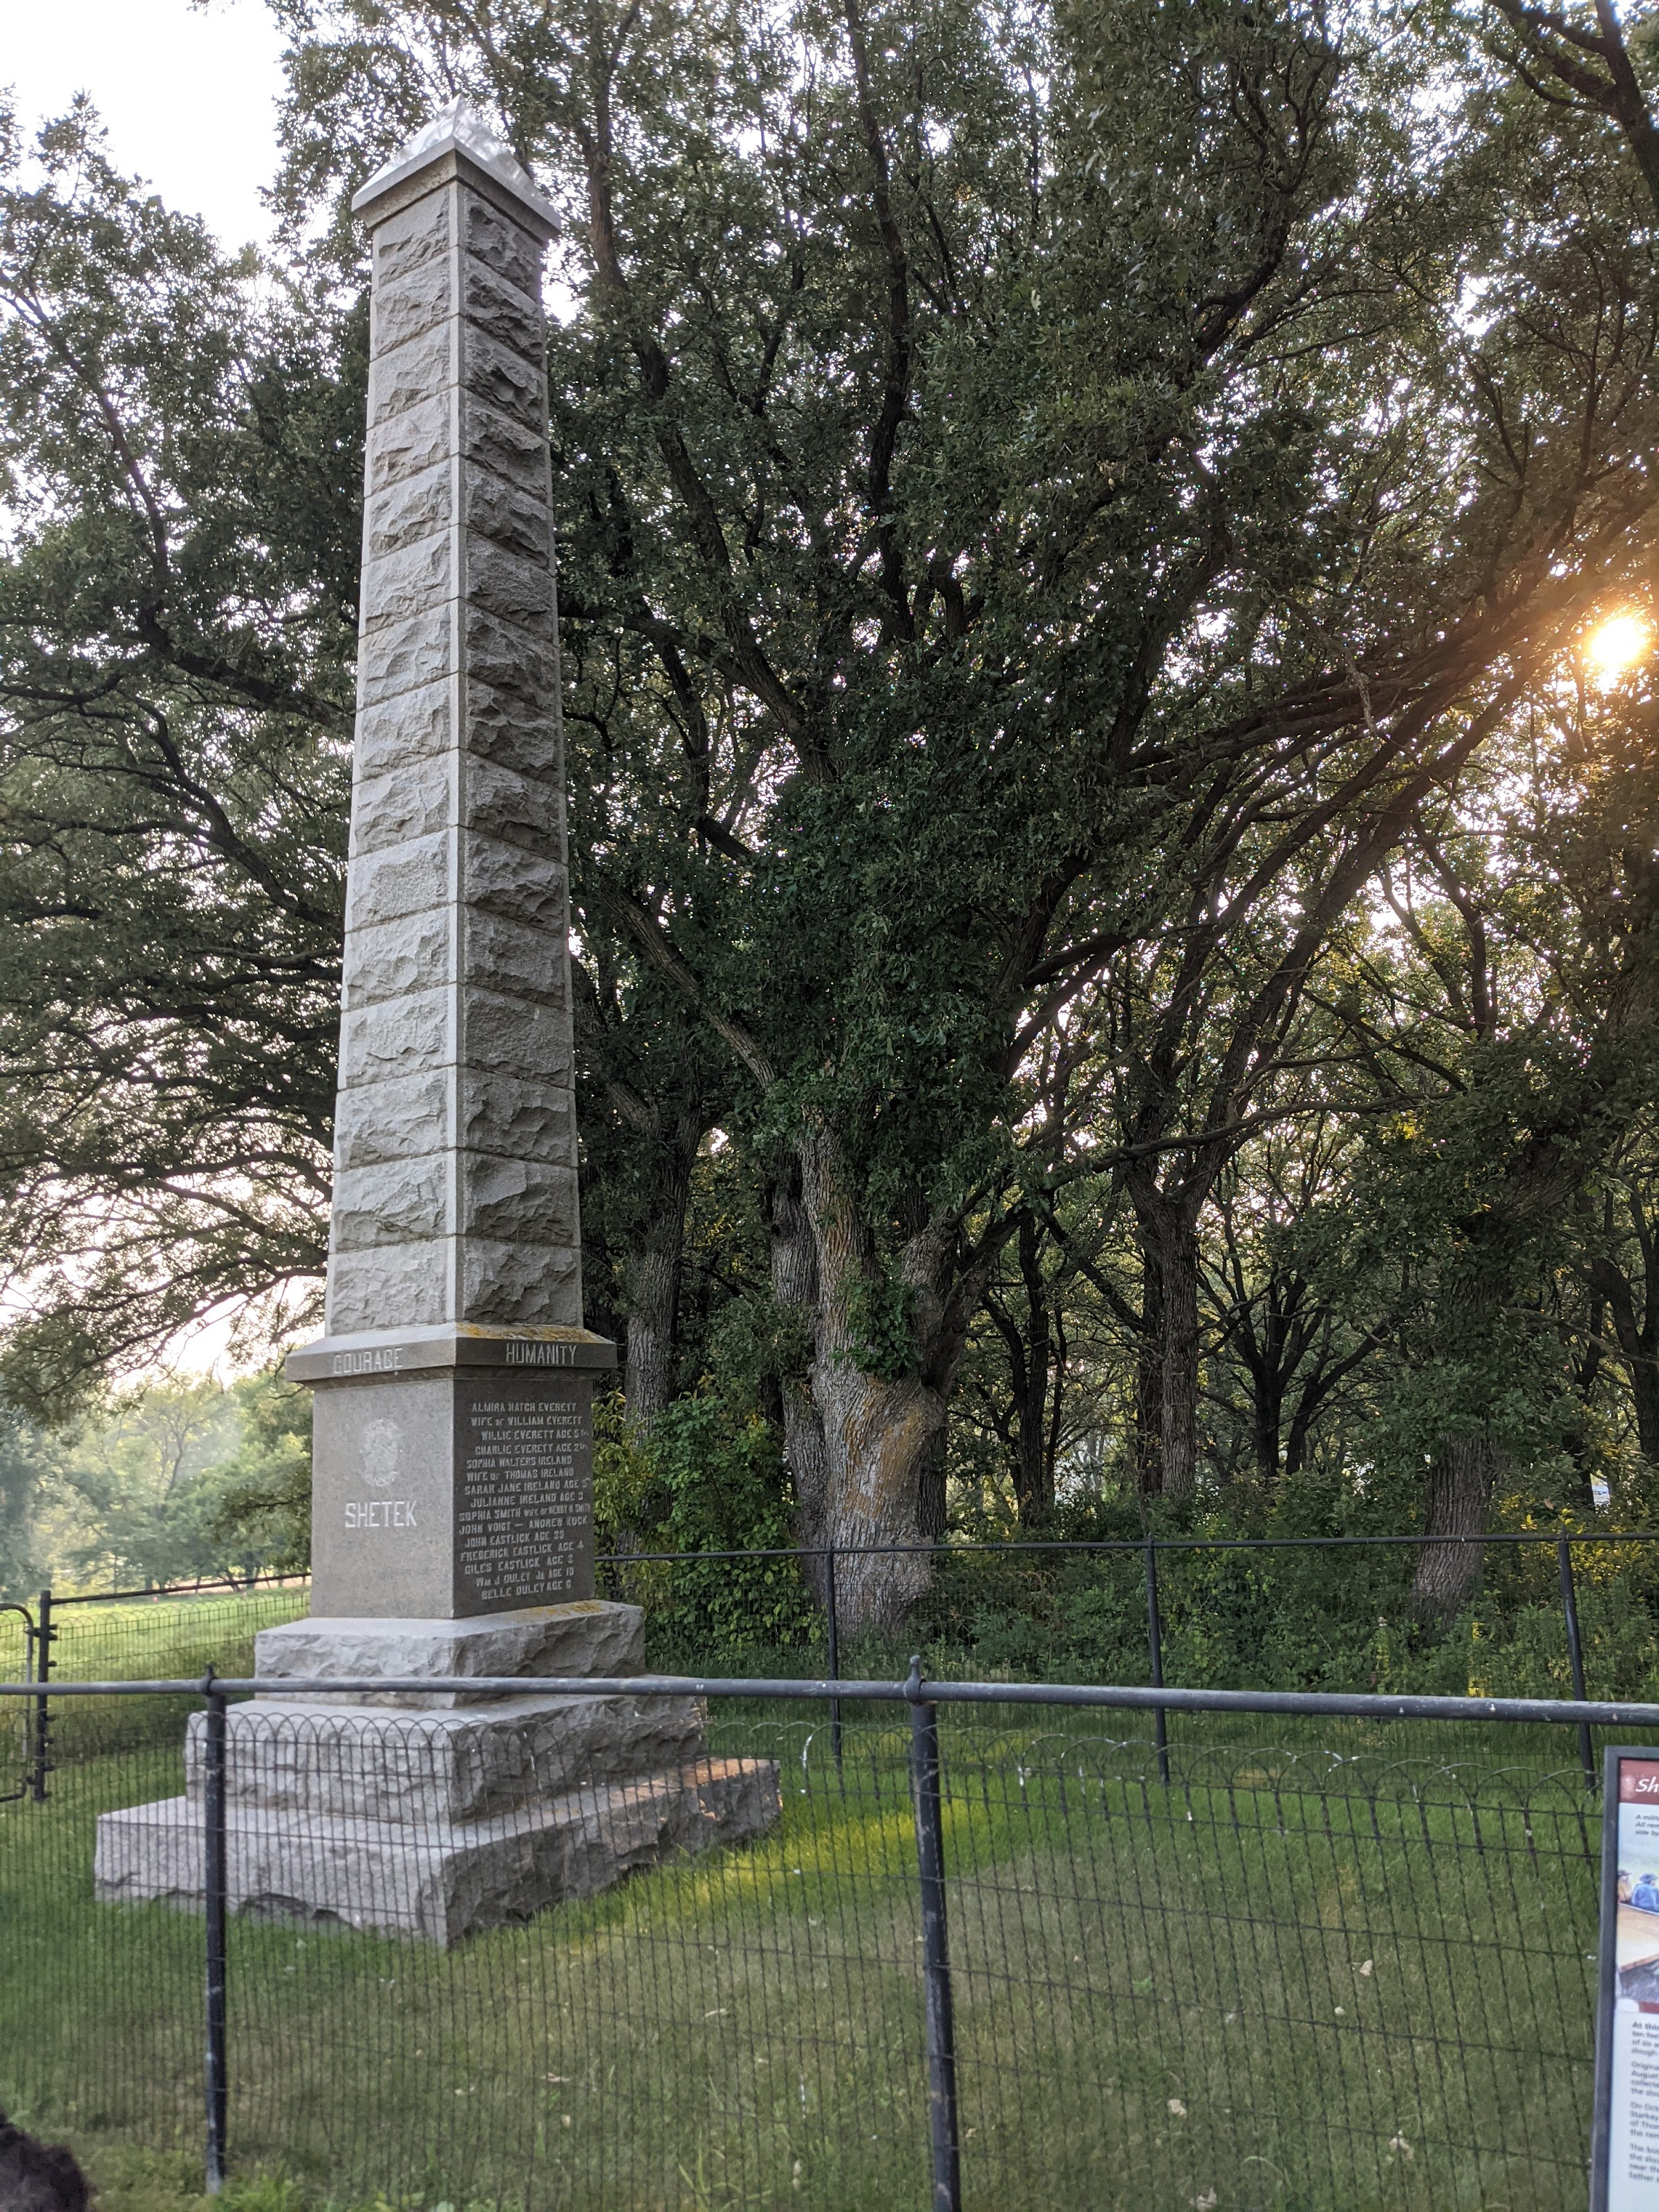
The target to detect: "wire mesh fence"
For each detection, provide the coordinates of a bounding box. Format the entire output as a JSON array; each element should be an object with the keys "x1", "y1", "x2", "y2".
[
  {"x1": 1, "y1": 1669, "x2": 1656, "y2": 2209},
  {"x1": 0, "y1": 1599, "x2": 32, "y2": 1800},
  {"x1": 40, "y1": 1580, "x2": 312, "y2": 1768}
]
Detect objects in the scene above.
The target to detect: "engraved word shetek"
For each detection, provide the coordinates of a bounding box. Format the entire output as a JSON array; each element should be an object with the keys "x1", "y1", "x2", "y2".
[{"x1": 457, "y1": 1396, "x2": 586, "y2": 1604}]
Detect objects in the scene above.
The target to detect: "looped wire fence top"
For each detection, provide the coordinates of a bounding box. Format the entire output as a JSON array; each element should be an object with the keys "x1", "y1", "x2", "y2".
[{"x1": 1, "y1": 1664, "x2": 1655, "y2": 2211}]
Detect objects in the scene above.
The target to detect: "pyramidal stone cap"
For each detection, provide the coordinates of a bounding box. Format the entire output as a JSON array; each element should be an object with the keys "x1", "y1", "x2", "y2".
[{"x1": 351, "y1": 95, "x2": 559, "y2": 235}]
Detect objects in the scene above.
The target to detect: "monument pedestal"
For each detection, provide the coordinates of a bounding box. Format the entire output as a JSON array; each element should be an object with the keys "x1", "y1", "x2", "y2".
[{"x1": 94, "y1": 1603, "x2": 781, "y2": 1944}]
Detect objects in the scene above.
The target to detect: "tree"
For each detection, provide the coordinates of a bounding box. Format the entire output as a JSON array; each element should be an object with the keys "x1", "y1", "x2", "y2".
[
  {"x1": 0, "y1": 102, "x2": 359, "y2": 1414},
  {"x1": 258, "y1": 0, "x2": 1659, "y2": 1622}
]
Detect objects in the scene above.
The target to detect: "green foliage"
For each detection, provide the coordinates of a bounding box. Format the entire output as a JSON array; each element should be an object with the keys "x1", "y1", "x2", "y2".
[
  {"x1": 0, "y1": 1409, "x2": 56, "y2": 1597},
  {"x1": 594, "y1": 1391, "x2": 817, "y2": 1658},
  {"x1": 0, "y1": 100, "x2": 355, "y2": 1410},
  {"x1": 205, "y1": 1372, "x2": 315, "y2": 1575},
  {"x1": 837, "y1": 1273, "x2": 918, "y2": 1383},
  {"x1": 0, "y1": 1373, "x2": 313, "y2": 1597}
]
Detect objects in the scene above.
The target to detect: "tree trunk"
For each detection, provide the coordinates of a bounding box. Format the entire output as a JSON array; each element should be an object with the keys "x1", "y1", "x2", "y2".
[
  {"x1": 1630, "y1": 1349, "x2": 1659, "y2": 1466},
  {"x1": 1250, "y1": 1293, "x2": 1286, "y2": 1488},
  {"x1": 1411, "y1": 1432, "x2": 1506, "y2": 1620},
  {"x1": 1606, "y1": 1275, "x2": 1659, "y2": 1462},
  {"x1": 771, "y1": 1156, "x2": 831, "y2": 1599},
  {"x1": 1160, "y1": 1220, "x2": 1200, "y2": 1499},
  {"x1": 1133, "y1": 1238, "x2": 1165, "y2": 1498},
  {"x1": 1129, "y1": 1188, "x2": 1202, "y2": 1499},
  {"x1": 796, "y1": 1125, "x2": 960, "y2": 1635},
  {"x1": 1012, "y1": 1211, "x2": 1053, "y2": 1525},
  {"x1": 621, "y1": 1114, "x2": 700, "y2": 1430}
]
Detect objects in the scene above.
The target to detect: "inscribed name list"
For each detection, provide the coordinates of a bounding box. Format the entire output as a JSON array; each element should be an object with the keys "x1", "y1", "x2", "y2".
[{"x1": 454, "y1": 1379, "x2": 593, "y2": 1612}]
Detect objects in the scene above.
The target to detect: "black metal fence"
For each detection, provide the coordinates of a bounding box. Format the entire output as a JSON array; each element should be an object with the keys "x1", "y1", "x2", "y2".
[
  {"x1": 598, "y1": 1527, "x2": 1642, "y2": 1783},
  {"x1": 10, "y1": 1528, "x2": 1659, "y2": 1797},
  {"x1": 3, "y1": 1664, "x2": 1659, "y2": 2209}
]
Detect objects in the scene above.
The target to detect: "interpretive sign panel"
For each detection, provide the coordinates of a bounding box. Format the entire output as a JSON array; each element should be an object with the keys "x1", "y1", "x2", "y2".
[{"x1": 1594, "y1": 1750, "x2": 1659, "y2": 2209}]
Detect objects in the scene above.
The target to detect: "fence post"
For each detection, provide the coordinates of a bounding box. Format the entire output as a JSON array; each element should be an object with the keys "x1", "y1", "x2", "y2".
[
  {"x1": 1557, "y1": 1536, "x2": 1596, "y2": 1792},
  {"x1": 824, "y1": 1546, "x2": 843, "y2": 1766},
  {"x1": 203, "y1": 1671, "x2": 229, "y2": 2194},
  {"x1": 905, "y1": 1656, "x2": 961, "y2": 2212},
  {"x1": 30, "y1": 1586, "x2": 53, "y2": 1803},
  {"x1": 1144, "y1": 1538, "x2": 1170, "y2": 1785}
]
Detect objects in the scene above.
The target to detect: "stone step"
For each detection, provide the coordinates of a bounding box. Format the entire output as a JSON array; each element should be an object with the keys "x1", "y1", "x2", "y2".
[
  {"x1": 95, "y1": 1755, "x2": 781, "y2": 1946},
  {"x1": 179, "y1": 1691, "x2": 709, "y2": 1826}
]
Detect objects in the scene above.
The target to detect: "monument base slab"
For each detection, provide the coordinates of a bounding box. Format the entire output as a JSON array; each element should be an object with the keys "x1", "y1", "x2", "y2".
[
  {"x1": 94, "y1": 1756, "x2": 780, "y2": 1946},
  {"x1": 254, "y1": 1599, "x2": 645, "y2": 1706},
  {"x1": 185, "y1": 1690, "x2": 710, "y2": 1822},
  {"x1": 94, "y1": 1599, "x2": 782, "y2": 1942}
]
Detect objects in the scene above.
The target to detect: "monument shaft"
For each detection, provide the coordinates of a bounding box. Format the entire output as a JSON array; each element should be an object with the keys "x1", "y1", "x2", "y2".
[{"x1": 288, "y1": 107, "x2": 613, "y2": 1620}]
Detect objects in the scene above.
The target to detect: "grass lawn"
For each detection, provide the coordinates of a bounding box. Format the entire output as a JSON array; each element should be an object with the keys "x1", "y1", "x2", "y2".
[{"x1": 0, "y1": 1704, "x2": 1626, "y2": 2212}]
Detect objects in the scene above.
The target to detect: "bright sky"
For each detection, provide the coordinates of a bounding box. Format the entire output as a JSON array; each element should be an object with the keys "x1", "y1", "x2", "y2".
[{"x1": 3, "y1": 0, "x2": 288, "y2": 249}]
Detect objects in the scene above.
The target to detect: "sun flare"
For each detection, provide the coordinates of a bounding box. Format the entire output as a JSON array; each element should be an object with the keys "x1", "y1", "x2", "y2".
[{"x1": 1584, "y1": 611, "x2": 1653, "y2": 686}]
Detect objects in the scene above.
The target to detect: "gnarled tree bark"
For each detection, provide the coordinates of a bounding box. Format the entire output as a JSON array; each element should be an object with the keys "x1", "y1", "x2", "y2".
[{"x1": 1410, "y1": 1433, "x2": 1506, "y2": 1620}]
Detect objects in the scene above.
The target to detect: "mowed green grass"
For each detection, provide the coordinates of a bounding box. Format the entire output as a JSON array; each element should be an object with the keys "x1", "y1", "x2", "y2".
[{"x1": 0, "y1": 1709, "x2": 1618, "y2": 2212}]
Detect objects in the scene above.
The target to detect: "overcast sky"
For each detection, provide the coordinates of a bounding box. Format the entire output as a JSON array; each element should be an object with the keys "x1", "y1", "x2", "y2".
[{"x1": 5, "y1": 0, "x2": 288, "y2": 247}]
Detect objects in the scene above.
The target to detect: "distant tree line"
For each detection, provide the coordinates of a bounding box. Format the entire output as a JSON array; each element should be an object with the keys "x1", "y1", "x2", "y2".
[{"x1": 6, "y1": 0, "x2": 1659, "y2": 1627}]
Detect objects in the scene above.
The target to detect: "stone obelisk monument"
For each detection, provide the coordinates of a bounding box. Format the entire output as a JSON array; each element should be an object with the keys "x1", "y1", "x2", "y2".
[
  {"x1": 286, "y1": 99, "x2": 609, "y2": 1626},
  {"x1": 94, "y1": 106, "x2": 778, "y2": 1940}
]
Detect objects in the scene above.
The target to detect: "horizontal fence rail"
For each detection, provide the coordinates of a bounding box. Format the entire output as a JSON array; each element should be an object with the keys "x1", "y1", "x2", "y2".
[
  {"x1": 16, "y1": 1521, "x2": 1659, "y2": 1796},
  {"x1": 9, "y1": 1671, "x2": 1659, "y2": 1727},
  {"x1": 21, "y1": 1526, "x2": 1659, "y2": 1792}
]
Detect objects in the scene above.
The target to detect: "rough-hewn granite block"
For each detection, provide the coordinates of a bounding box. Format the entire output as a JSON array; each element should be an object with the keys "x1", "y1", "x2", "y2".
[
  {"x1": 460, "y1": 987, "x2": 573, "y2": 1081},
  {"x1": 331, "y1": 1155, "x2": 450, "y2": 1248},
  {"x1": 466, "y1": 536, "x2": 554, "y2": 632},
  {"x1": 370, "y1": 319, "x2": 456, "y2": 428},
  {"x1": 94, "y1": 1757, "x2": 781, "y2": 1945},
  {"x1": 364, "y1": 528, "x2": 452, "y2": 625},
  {"x1": 371, "y1": 393, "x2": 453, "y2": 492},
  {"x1": 349, "y1": 758, "x2": 451, "y2": 859},
  {"x1": 375, "y1": 251, "x2": 454, "y2": 353},
  {"x1": 460, "y1": 832, "x2": 564, "y2": 930},
  {"x1": 325, "y1": 1239, "x2": 450, "y2": 1331},
  {"x1": 458, "y1": 1154, "x2": 579, "y2": 1245},
  {"x1": 366, "y1": 460, "x2": 452, "y2": 561},
  {"x1": 373, "y1": 189, "x2": 450, "y2": 283},
  {"x1": 341, "y1": 911, "x2": 451, "y2": 1009},
  {"x1": 357, "y1": 609, "x2": 455, "y2": 704},
  {"x1": 465, "y1": 755, "x2": 562, "y2": 847},
  {"x1": 353, "y1": 679, "x2": 453, "y2": 776},
  {"x1": 462, "y1": 254, "x2": 541, "y2": 354},
  {"x1": 463, "y1": 462, "x2": 549, "y2": 562},
  {"x1": 457, "y1": 1070, "x2": 573, "y2": 1161},
  {"x1": 461, "y1": 910, "x2": 564, "y2": 1004},
  {"x1": 458, "y1": 1236, "x2": 583, "y2": 1322},
  {"x1": 464, "y1": 189, "x2": 543, "y2": 295},
  {"x1": 465, "y1": 675, "x2": 563, "y2": 778},
  {"x1": 339, "y1": 987, "x2": 452, "y2": 1087},
  {"x1": 345, "y1": 833, "x2": 450, "y2": 932},
  {"x1": 461, "y1": 397, "x2": 547, "y2": 491},
  {"x1": 255, "y1": 1603, "x2": 646, "y2": 1707},
  {"x1": 463, "y1": 324, "x2": 543, "y2": 425},
  {"x1": 333, "y1": 1069, "x2": 451, "y2": 1170}
]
